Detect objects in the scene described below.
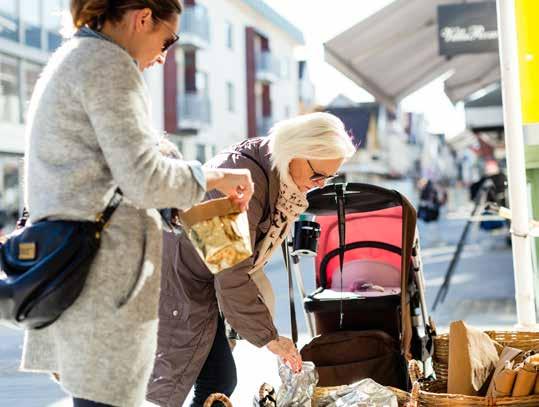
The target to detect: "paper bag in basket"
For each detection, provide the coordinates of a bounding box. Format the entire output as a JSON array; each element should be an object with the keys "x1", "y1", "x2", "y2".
[{"x1": 180, "y1": 198, "x2": 252, "y2": 274}]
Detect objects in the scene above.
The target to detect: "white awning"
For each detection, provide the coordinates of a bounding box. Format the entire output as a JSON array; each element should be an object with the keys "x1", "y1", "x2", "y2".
[{"x1": 324, "y1": 0, "x2": 499, "y2": 109}]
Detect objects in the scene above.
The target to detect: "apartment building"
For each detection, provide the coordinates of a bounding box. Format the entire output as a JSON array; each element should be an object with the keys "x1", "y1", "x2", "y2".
[
  {"x1": 0, "y1": 0, "x2": 68, "y2": 225},
  {"x1": 0, "y1": 0, "x2": 170, "y2": 226},
  {"x1": 160, "y1": 0, "x2": 307, "y2": 161},
  {"x1": 0, "y1": 0, "x2": 312, "y2": 225}
]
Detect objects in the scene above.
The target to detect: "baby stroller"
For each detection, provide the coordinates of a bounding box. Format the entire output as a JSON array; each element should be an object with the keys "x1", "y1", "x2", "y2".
[{"x1": 284, "y1": 182, "x2": 435, "y2": 391}]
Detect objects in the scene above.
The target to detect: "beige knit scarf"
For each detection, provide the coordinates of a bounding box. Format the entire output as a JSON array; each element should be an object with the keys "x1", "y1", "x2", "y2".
[{"x1": 253, "y1": 179, "x2": 308, "y2": 269}]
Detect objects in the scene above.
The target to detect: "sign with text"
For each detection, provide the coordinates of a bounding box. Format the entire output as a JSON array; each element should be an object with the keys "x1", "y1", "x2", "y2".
[{"x1": 438, "y1": 2, "x2": 498, "y2": 56}]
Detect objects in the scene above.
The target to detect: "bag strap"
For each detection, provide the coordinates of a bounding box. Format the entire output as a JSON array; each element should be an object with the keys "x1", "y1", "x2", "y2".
[
  {"x1": 282, "y1": 240, "x2": 298, "y2": 346},
  {"x1": 95, "y1": 187, "x2": 123, "y2": 231},
  {"x1": 18, "y1": 187, "x2": 123, "y2": 231}
]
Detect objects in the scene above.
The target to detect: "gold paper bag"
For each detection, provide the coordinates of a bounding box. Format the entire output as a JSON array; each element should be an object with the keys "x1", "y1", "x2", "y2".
[{"x1": 180, "y1": 198, "x2": 252, "y2": 274}]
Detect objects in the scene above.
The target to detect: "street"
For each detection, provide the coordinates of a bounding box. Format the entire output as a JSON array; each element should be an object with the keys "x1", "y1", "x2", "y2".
[{"x1": 0, "y1": 186, "x2": 517, "y2": 406}]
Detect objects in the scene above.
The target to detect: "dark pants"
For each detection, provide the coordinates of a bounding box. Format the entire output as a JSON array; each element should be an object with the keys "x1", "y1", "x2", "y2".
[
  {"x1": 73, "y1": 398, "x2": 115, "y2": 407},
  {"x1": 191, "y1": 316, "x2": 237, "y2": 407}
]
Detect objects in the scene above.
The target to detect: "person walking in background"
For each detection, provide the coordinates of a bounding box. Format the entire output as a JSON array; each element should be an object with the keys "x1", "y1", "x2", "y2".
[
  {"x1": 417, "y1": 177, "x2": 447, "y2": 246},
  {"x1": 470, "y1": 160, "x2": 507, "y2": 208},
  {"x1": 21, "y1": 1, "x2": 253, "y2": 406},
  {"x1": 470, "y1": 160, "x2": 508, "y2": 233},
  {"x1": 417, "y1": 178, "x2": 445, "y2": 223},
  {"x1": 147, "y1": 112, "x2": 356, "y2": 407}
]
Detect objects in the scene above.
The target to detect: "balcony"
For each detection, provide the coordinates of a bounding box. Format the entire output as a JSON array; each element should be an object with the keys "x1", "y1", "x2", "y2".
[
  {"x1": 257, "y1": 116, "x2": 274, "y2": 137},
  {"x1": 0, "y1": 11, "x2": 19, "y2": 42},
  {"x1": 255, "y1": 51, "x2": 280, "y2": 83},
  {"x1": 178, "y1": 92, "x2": 211, "y2": 131},
  {"x1": 178, "y1": 4, "x2": 210, "y2": 50}
]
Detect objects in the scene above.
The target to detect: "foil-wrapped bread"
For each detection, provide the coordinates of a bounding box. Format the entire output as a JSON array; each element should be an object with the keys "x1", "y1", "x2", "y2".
[{"x1": 180, "y1": 198, "x2": 252, "y2": 274}]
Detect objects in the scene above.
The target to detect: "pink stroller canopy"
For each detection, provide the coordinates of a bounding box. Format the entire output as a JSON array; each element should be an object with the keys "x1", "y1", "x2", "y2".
[{"x1": 315, "y1": 206, "x2": 403, "y2": 290}]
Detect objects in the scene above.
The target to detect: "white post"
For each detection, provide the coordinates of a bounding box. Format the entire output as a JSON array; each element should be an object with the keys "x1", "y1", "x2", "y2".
[{"x1": 497, "y1": 0, "x2": 537, "y2": 326}]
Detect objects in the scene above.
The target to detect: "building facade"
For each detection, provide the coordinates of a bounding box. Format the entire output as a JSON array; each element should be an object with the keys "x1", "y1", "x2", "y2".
[
  {"x1": 0, "y1": 0, "x2": 68, "y2": 227},
  {"x1": 0, "y1": 0, "x2": 307, "y2": 227},
  {"x1": 159, "y1": 0, "x2": 306, "y2": 161}
]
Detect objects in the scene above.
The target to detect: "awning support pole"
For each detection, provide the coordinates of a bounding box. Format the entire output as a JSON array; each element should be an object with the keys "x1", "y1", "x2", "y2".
[{"x1": 497, "y1": 0, "x2": 537, "y2": 326}]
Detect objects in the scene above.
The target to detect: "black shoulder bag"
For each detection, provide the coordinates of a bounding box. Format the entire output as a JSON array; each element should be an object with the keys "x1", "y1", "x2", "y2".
[{"x1": 0, "y1": 188, "x2": 123, "y2": 330}]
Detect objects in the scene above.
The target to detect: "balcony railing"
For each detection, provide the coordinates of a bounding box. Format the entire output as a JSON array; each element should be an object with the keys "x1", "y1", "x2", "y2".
[
  {"x1": 255, "y1": 51, "x2": 280, "y2": 83},
  {"x1": 0, "y1": 10, "x2": 64, "y2": 51},
  {"x1": 0, "y1": 12, "x2": 19, "y2": 42},
  {"x1": 179, "y1": 4, "x2": 210, "y2": 49},
  {"x1": 178, "y1": 92, "x2": 211, "y2": 130},
  {"x1": 257, "y1": 116, "x2": 274, "y2": 137}
]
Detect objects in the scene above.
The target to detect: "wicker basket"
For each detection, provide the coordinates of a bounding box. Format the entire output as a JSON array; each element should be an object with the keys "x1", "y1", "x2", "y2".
[
  {"x1": 211, "y1": 330, "x2": 539, "y2": 407},
  {"x1": 407, "y1": 330, "x2": 539, "y2": 406},
  {"x1": 408, "y1": 379, "x2": 539, "y2": 406},
  {"x1": 433, "y1": 330, "x2": 539, "y2": 382}
]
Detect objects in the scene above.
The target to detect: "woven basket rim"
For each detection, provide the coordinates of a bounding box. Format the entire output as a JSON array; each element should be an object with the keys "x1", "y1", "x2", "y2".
[{"x1": 417, "y1": 383, "x2": 539, "y2": 402}]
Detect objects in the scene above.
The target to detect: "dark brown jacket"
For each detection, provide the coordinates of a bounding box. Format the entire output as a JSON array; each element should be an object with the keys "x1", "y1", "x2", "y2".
[{"x1": 147, "y1": 137, "x2": 281, "y2": 406}]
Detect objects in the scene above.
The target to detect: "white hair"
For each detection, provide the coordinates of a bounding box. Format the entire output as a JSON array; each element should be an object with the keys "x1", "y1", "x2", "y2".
[{"x1": 268, "y1": 112, "x2": 356, "y2": 183}]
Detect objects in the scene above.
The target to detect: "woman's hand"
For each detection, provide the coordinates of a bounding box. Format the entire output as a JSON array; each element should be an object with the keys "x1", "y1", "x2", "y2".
[
  {"x1": 266, "y1": 336, "x2": 302, "y2": 373},
  {"x1": 204, "y1": 168, "x2": 254, "y2": 211}
]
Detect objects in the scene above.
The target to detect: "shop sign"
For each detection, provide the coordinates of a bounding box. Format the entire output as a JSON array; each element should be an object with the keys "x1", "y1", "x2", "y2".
[{"x1": 438, "y1": 2, "x2": 498, "y2": 56}]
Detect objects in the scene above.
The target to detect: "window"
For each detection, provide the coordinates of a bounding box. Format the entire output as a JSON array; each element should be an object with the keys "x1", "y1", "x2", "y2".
[
  {"x1": 196, "y1": 144, "x2": 206, "y2": 163},
  {"x1": 284, "y1": 105, "x2": 290, "y2": 118},
  {"x1": 21, "y1": 0, "x2": 42, "y2": 48},
  {"x1": 0, "y1": 53, "x2": 21, "y2": 124},
  {"x1": 225, "y1": 21, "x2": 233, "y2": 50},
  {"x1": 0, "y1": 157, "x2": 22, "y2": 231},
  {"x1": 226, "y1": 82, "x2": 234, "y2": 113},
  {"x1": 44, "y1": 0, "x2": 67, "y2": 51},
  {"x1": 0, "y1": 0, "x2": 19, "y2": 42},
  {"x1": 22, "y1": 61, "x2": 42, "y2": 121},
  {"x1": 211, "y1": 145, "x2": 217, "y2": 158}
]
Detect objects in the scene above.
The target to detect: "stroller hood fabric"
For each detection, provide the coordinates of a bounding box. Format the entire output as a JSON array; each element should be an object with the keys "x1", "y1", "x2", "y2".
[{"x1": 307, "y1": 185, "x2": 417, "y2": 360}]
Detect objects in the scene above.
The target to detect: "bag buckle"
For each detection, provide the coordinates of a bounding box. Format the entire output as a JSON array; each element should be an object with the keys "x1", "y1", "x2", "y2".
[{"x1": 19, "y1": 243, "x2": 37, "y2": 260}]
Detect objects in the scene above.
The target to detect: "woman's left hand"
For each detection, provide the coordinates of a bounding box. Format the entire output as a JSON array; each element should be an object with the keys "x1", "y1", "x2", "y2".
[{"x1": 266, "y1": 336, "x2": 302, "y2": 373}]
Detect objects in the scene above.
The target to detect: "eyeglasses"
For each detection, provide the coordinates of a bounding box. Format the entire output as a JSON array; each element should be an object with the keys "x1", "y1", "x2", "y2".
[
  {"x1": 307, "y1": 160, "x2": 336, "y2": 182},
  {"x1": 156, "y1": 18, "x2": 180, "y2": 52}
]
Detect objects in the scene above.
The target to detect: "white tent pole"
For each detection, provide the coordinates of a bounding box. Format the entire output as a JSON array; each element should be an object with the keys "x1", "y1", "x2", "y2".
[{"x1": 497, "y1": 0, "x2": 537, "y2": 326}]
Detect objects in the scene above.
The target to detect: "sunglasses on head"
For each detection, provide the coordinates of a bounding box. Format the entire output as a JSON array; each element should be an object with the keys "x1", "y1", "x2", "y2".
[{"x1": 307, "y1": 160, "x2": 336, "y2": 182}]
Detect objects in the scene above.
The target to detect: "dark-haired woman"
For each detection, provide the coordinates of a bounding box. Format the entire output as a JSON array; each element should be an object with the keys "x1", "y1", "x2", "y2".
[{"x1": 20, "y1": 1, "x2": 253, "y2": 406}]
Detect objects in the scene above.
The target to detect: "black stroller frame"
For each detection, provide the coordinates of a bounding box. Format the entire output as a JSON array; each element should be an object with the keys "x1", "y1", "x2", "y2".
[{"x1": 283, "y1": 182, "x2": 435, "y2": 373}]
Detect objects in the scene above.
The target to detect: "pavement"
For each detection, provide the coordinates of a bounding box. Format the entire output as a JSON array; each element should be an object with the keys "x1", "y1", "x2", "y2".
[{"x1": 0, "y1": 184, "x2": 524, "y2": 406}]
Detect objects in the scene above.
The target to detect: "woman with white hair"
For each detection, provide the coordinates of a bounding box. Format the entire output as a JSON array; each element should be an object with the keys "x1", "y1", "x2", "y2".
[{"x1": 146, "y1": 112, "x2": 356, "y2": 407}]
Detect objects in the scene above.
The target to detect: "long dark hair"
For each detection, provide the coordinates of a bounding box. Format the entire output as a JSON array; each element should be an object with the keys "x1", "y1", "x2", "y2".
[{"x1": 70, "y1": 0, "x2": 183, "y2": 30}]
